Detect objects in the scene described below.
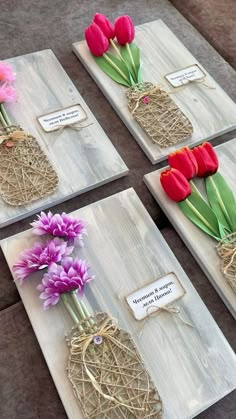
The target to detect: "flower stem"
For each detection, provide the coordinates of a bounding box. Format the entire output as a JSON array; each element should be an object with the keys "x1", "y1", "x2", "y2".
[
  {"x1": 0, "y1": 104, "x2": 11, "y2": 126},
  {"x1": 81, "y1": 300, "x2": 95, "y2": 327},
  {"x1": 126, "y1": 43, "x2": 136, "y2": 77},
  {"x1": 0, "y1": 109, "x2": 7, "y2": 128},
  {"x1": 61, "y1": 293, "x2": 83, "y2": 331},
  {"x1": 109, "y1": 39, "x2": 123, "y2": 60},
  {"x1": 185, "y1": 197, "x2": 220, "y2": 238},
  {"x1": 208, "y1": 176, "x2": 233, "y2": 231},
  {"x1": 71, "y1": 292, "x2": 90, "y2": 329},
  {"x1": 189, "y1": 180, "x2": 203, "y2": 198},
  {"x1": 103, "y1": 53, "x2": 130, "y2": 84}
]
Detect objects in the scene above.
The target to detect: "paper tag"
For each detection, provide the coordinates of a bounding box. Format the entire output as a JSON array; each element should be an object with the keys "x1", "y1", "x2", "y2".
[
  {"x1": 38, "y1": 104, "x2": 88, "y2": 132},
  {"x1": 126, "y1": 272, "x2": 185, "y2": 320},
  {"x1": 165, "y1": 64, "x2": 206, "y2": 88}
]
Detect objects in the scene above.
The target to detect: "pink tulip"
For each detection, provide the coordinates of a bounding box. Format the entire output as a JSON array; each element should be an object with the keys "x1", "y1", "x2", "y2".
[
  {"x1": 0, "y1": 84, "x2": 18, "y2": 103},
  {"x1": 93, "y1": 13, "x2": 115, "y2": 39},
  {"x1": 84, "y1": 22, "x2": 109, "y2": 56},
  {"x1": 114, "y1": 15, "x2": 135, "y2": 45},
  {"x1": 0, "y1": 62, "x2": 15, "y2": 82}
]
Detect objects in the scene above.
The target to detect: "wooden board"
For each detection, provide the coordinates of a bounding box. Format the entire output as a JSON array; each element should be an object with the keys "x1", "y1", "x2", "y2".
[
  {"x1": 73, "y1": 19, "x2": 236, "y2": 164},
  {"x1": 144, "y1": 139, "x2": 236, "y2": 319},
  {"x1": 0, "y1": 49, "x2": 128, "y2": 228},
  {"x1": 1, "y1": 188, "x2": 236, "y2": 419}
]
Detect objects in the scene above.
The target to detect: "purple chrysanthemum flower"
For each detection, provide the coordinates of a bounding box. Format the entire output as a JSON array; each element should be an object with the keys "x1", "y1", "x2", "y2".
[
  {"x1": 37, "y1": 257, "x2": 94, "y2": 309},
  {"x1": 31, "y1": 211, "x2": 87, "y2": 246},
  {"x1": 13, "y1": 238, "x2": 74, "y2": 284}
]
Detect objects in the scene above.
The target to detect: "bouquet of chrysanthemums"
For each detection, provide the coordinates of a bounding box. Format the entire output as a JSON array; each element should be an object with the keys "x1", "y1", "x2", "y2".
[
  {"x1": 0, "y1": 61, "x2": 58, "y2": 206},
  {"x1": 83, "y1": 13, "x2": 193, "y2": 148},
  {"x1": 13, "y1": 211, "x2": 163, "y2": 418},
  {"x1": 160, "y1": 142, "x2": 236, "y2": 292}
]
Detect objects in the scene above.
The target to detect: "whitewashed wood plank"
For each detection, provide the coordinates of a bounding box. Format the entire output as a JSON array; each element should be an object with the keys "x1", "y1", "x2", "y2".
[
  {"x1": 0, "y1": 49, "x2": 128, "y2": 228},
  {"x1": 73, "y1": 19, "x2": 236, "y2": 164},
  {"x1": 1, "y1": 188, "x2": 236, "y2": 419},
  {"x1": 144, "y1": 139, "x2": 236, "y2": 319}
]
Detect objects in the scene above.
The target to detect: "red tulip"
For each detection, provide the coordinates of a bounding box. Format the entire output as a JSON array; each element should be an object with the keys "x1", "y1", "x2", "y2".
[
  {"x1": 84, "y1": 22, "x2": 109, "y2": 56},
  {"x1": 160, "y1": 168, "x2": 191, "y2": 202},
  {"x1": 192, "y1": 142, "x2": 218, "y2": 177},
  {"x1": 93, "y1": 13, "x2": 115, "y2": 39},
  {"x1": 114, "y1": 15, "x2": 135, "y2": 45},
  {"x1": 168, "y1": 147, "x2": 198, "y2": 180}
]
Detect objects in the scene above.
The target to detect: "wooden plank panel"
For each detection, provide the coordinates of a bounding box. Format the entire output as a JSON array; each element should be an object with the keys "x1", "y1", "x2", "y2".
[
  {"x1": 144, "y1": 139, "x2": 236, "y2": 319},
  {"x1": 73, "y1": 19, "x2": 236, "y2": 164},
  {"x1": 1, "y1": 188, "x2": 236, "y2": 419},
  {"x1": 0, "y1": 49, "x2": 128, "y2": 227}
]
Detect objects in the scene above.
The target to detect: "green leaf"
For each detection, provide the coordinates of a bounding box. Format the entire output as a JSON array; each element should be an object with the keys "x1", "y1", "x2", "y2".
[
  {"x1": 120, "y1": 43, "x2": 141, "y2": 83},
  {"x1": 178, "y1": 192, "x2": 224, "y2": 241},
  {"x1": 94, "y1": 53, "x2": 132, "y2": 87},
  {"x1": 205, "y1": 172, "x2": 236, "y2": 233}
]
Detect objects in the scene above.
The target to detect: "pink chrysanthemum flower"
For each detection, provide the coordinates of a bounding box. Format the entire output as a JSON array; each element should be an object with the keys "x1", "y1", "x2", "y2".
[
  {"x1": 31, "y1": 211, "x2": 87, "y2": 246},
  {"x1": 0, "y1": 62, "x2": 15, "y2": 82},
  {"x1": 13, "y1": 238, "x2": 74, "y2": 284},
  {"x1": 0, "y1": 83, "x2": 18, "y2": 103},
  {"x1": 37, "y1": 257, "x2": 94, "y2": 309}
]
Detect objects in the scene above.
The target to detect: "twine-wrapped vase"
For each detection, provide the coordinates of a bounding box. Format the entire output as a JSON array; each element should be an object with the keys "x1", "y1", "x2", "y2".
[
  {"x1": 126, "y1": 82, "x2": 193, "y2": 148},
  {"x1": 67, "y1": 312, "x2": 163, "y2": 418},
  {"x1": 0, "y1": 125, "x2": 58, "y2": 205},
  {"x1": 217, "y1": 233, "x2": 236, "y2": 293}
]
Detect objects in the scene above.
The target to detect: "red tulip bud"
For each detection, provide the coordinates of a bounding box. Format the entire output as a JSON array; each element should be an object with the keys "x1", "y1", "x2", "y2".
[
  {"x1": 114, "y1": 15, "x2": 135, "y2": 45},
  {"x1": 93, "y1": 13, "x2": 115, "y2": 39},
  {"x1": 168, "y1": 147, "x2": 198, "y2": 180},
  {"x1": 192, "y1": 142, "x2": 218, "y2": 177},
  {"x1": 160, "y1": 168, "x2": 191, "y2": 202},
  {"x1": 84, "y1": 22, "x2": 109, "y2": 56}
]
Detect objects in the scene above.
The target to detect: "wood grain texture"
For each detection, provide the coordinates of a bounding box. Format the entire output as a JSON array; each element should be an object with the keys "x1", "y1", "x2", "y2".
[
  {"x1": 144, "y1": 139, "x2": 236, "y2": 319},
  {"x1": 0, "y1": 49, "x2": 128, "y2": 228},
  {"x1": 1, "y1": 188, "x2": 236, "y2": 419},
  {"x1": 73, "y1": 19, "x2": 236, "y2": 164}
]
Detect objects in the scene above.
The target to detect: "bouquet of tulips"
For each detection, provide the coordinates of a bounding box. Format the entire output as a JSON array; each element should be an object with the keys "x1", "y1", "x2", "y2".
[
  {"x1": 13, "y1": 211, "x2": 163, "y2": 418},
  {"x1": 160, "y1": 142, "x2": 236, "y2": 292},
  {"x1": 0, "y1": 61, "x2": 58, "y2": 206},
  {"x1": 83, "y1": 13, "x2": 193, "y2": 148}
]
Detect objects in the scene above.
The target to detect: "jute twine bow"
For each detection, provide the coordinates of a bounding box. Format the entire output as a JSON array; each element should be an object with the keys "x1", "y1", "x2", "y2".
[
  {"x1": 69, "y1": 317, "x2": 145, "y2": 411},
  {"x1": 53, "y1": 121, "x2": 93, "y2": 133},
  {"x1": 0, "y1": 125, "x2": 29, "y2": 145},
  {"x1": 217, "y1": 233, "x2": 236, "y2": 292},
  {"x1": 169, "y1": 77, "x2": 215, "y2": 94},
  {"x1": 139, "y1": 304, "x2": 194, "y2": 338}
]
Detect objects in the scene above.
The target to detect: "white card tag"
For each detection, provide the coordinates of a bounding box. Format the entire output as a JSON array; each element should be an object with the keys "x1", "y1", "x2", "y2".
[
  {"x1": 126, "y1": 272, "x2": 185, "y2": 320},
  {"x1": 165, "y1": 64, "x2": 206, "y2": 88},
  {"x1": 38, "y1": 104, "x2": 88, "y2": 132}
]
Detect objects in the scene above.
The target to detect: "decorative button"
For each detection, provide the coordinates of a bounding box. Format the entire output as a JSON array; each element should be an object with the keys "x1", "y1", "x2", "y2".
[{"x1": 93, "y1": 335, "x2": 103, "y2": 345}]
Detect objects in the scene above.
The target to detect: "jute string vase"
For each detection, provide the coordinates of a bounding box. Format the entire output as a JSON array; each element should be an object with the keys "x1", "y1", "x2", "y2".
[
  {"x1": 126, "y1": 82, "x2": 193, "y2": 148},
  {"x1": 217, "y1": 233, "x2": 236, "y2": 293},
  {"x1": 67, "y1": 312, "x2": 163, "y2": 418},
  {"x1": 0, "y1": 126, "x2": 58, "y2": 206}
]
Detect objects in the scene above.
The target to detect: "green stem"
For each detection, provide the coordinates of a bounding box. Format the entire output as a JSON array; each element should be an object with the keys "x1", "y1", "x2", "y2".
[
  {"x1": 103, "y1": 53, "x2": 130, "y2": 84},
  {"x1": 0, "y1": 104, "x2": 11, "y2": 126},
  {"x1": 0, "y1": 110, "x2": 7, "y2": 128},
  {"x1": 81, "y1": 300, "x2": 95, "y2": 327},
  {"x1": 189, "y1": 180, "x2": 203, "y2": 198},
  {"x1": 71, "y1": 292, "x2": 90, "y2": 329},
  {"x1": 126, "y1": 43, "x2": 136, "y2": 75},
  {"x1": 61, "y1": 294, "x2": 83, "y2": 331},
  {"x1": 109, "y1": 38, "x2": 123, "y2": 61},
  {"x1": 185, "y1": 197, "x2": 220, "y2": 238},
  {"x1": 208, "y1": 176, "x2": 233, "y2": 231}
]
